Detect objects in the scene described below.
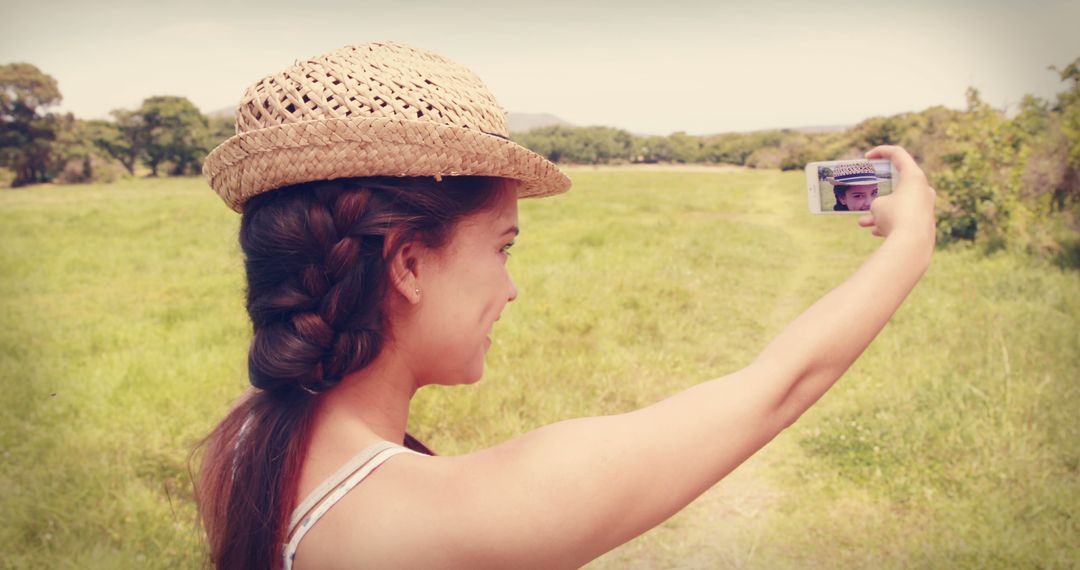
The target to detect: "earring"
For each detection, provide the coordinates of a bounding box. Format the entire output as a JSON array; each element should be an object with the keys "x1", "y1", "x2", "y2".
[{"x1": 414, "y1": 287, "x2": 421, "y2": 300}]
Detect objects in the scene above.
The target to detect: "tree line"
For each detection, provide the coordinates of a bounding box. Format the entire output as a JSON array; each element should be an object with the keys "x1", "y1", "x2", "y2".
[
  {"x1": 514, "y1": 60, "x2": 1080, "y2": 260},
  {"x1": 0, "y1": 63, "x2": 231, "y2": 186},
  {"x1": 2, "y1": 59, "x2": 1078, "y2": 262}
]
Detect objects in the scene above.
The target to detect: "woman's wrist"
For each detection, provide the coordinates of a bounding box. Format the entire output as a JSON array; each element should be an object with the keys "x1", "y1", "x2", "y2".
[{"x1": 883, "y1": 227, "x2": 935, "y2": 269}]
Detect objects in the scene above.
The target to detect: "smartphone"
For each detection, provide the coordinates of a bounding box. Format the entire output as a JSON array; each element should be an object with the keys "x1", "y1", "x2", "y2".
[{"x1": 806, "y1": 159, "x2": 898, "y2": 214}]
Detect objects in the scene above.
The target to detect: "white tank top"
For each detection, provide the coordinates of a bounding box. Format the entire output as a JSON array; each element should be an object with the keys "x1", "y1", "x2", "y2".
[{"x1": 282, "y1": 440, "x2": 421, "y2": 570}]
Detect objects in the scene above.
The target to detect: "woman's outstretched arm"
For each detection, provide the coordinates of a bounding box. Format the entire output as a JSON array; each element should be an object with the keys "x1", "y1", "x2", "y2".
[
  {"x1": 755, "y1": 145, "x2": 936, "y2": 428},
  {"x1": 331, "y1": 146, "x2": 936, "y2": 569}
]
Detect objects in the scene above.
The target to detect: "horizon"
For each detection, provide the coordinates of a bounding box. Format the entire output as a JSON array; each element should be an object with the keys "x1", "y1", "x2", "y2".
[{"x1": 3, "y1": 0, "x2": 1078, "y2": 136}]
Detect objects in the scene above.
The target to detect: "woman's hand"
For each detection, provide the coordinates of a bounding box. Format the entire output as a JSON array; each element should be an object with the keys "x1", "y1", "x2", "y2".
[{"x1": 858, "y1": 145, "x2": 937, "y2": 244}]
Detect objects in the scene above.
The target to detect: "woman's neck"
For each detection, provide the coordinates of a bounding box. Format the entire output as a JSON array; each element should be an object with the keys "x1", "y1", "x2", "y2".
[{"x1": 317, "y1": 344, "x2": 419, "y2": 446}]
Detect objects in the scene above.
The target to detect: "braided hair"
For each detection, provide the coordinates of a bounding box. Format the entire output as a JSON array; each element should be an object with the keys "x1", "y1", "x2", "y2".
[
  {"x1": 832, "y1": 184, "x2": 851, "y2": 211},
  {"x1": 196, "y1": 176, "x2": 504, "y2": 569}
]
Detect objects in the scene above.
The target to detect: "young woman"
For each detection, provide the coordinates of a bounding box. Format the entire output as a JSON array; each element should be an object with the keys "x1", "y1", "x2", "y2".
[
  {"x1": 831, "y1": 160, "x2": 885, "y2": 211},
  {"x1": 197, "y1": 42, "x2": 936, "y2": 569}
]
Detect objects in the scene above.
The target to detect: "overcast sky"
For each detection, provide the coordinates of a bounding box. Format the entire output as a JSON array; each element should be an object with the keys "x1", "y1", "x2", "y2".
[{"x1": 2, "y1": 0, "x2": 1078, "y2": 135}]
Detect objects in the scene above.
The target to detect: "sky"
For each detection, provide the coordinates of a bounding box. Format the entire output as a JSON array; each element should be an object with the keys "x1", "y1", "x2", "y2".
[{"x1": 2, "y1": 0, "x2": 1078, "y2": 135}]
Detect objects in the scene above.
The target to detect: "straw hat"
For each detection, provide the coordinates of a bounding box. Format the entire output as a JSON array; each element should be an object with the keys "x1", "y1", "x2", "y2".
[
  {"x1": 826, "y1": 160, "x2": 884, "y2": 187},
  {"x1": 203, "y1": 41, "x2": 571, "y2": 212}
]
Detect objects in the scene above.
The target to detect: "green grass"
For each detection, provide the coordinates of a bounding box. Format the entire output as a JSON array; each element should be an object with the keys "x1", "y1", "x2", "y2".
[{"x1": 1, "y1": 171, "x2": 1077, "y2": 568}]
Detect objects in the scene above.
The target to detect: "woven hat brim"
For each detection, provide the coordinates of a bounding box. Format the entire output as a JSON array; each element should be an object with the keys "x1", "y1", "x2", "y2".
[
  {"x1": 828, "y1": 177, "x2": 885, "y2": 186},
  {"x1": 204, "y1": 117, "x2": 571, "y2": 213},
  {"x1": 834, "y1": 179, "x2": 884, "y2": 186}
]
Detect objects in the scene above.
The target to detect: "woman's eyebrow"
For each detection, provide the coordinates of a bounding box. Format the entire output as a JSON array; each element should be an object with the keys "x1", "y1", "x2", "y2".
[{"x1": 502, "y1": 225, "x2": 520, "y2": 237}]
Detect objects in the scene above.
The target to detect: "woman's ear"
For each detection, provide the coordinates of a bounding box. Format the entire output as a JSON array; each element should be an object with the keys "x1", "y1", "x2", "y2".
[{"x1": 385, "y1": 234, "x2": 423, "y2": 305}]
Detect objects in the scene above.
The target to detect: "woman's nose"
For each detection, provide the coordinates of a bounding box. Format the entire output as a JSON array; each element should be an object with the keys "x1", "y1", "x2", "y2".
[{"x1": 507, "y1": 276, "x2": 518, "y2": 302}]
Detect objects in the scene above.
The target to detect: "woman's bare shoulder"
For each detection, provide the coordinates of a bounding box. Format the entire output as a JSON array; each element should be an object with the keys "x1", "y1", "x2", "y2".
[{"x1": 290, "y1": 452, "x2": 492, "y2": 569}]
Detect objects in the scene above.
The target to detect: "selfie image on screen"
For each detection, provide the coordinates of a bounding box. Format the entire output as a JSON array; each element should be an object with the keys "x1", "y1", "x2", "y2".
[{"x1": 818, "y1": 160, "x2": 892, "y2": 212}]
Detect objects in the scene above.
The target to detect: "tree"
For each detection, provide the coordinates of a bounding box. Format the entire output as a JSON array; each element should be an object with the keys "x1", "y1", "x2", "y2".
[
  {"x1": 92, "y1": 110, "x2": 146, "y2": 176},
  {"x1": 1048, "y1": 57, "x2": 1080, "y2": 209},
  {"x1": 138, "y1": 96, "x2": 209, "y2": 176},
  {"x1": 206, "y1": 115, "x2": 235, "y2": 151},
  {"x1": 0, "y1": 63, "x2": 62, "y2": 186},
  {"x1": 51, "y1": 113, "x2": 94, "y2": 183},
  {"x1": 50, "y1": 117, "x2": 127, "y2": 184},
  {"x1": 851, "y1": 116, "x2": 905, "y2": 148},
  {"x1": 777, "y1": 134, "x2": 813, "y2": 171},
  {"x1": 513, "y1": 125, "x2": 635, "y2": 164},
  {"x1": 636, "y1": 135, "x2": 672, "y2": 163},
  {"x1": 1051, "y1": 58, "x2": 1080, "y2": 164},
  {"x1": 667, "y1": 132, "x2": 701, "y2": 163}
]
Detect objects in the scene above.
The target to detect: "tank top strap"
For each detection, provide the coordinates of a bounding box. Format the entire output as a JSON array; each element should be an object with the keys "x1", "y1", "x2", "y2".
[{"x1": 282, "y1": 440, "x2": 420, "y2": 570}]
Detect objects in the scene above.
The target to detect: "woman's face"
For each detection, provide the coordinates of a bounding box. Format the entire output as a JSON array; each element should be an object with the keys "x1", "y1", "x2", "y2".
[
  {"x1": 839, "y1": 184, "x2": 878, "y2": 211},
  {"x1": 406, "y1": 184, "x2": 520, "y2": 385}
]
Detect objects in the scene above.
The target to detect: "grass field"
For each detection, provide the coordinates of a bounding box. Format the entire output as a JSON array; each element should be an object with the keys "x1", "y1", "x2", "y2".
[{"x1": 1, "y1": 169, "x2": 1077, "y2": 568}]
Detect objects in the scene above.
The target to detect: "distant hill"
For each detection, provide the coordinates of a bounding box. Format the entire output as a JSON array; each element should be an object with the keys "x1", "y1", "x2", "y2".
[
  {"x1": 788, "y1": 124, "x2": 851, "y2": 134},
  {"x1": 699, "y1": 123, "x2": 852, "y2": 138},
  {"x1": 507, "y1": 112, "x2": 572, "y2": 133},
  {"x1": 207, "y1": 106, "x2": 234, "y2": 119}
]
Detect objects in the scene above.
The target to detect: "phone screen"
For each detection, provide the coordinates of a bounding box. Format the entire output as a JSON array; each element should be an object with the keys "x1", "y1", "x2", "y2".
[{"x1": 807, "y1": 159, "x2": 895, "y2": 213}]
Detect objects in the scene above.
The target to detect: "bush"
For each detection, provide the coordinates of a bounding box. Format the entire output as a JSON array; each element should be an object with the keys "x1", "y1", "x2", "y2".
[
  {"x1": 54, "y1": 154, "x2": 128, "y2": 184},
  {"x1": 744, "y1": 146, "x2": 784, "y2": 169}
]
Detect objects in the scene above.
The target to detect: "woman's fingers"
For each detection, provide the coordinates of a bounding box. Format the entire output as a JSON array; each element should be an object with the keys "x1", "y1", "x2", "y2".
[
  {"x1": 865, "y1": 145, "x2": 918, "y2": 174},
  {"x1": 859, "y1": 212, "x2": 884, "y2": 237},
  {"x1": 859, "y1": 145, "x2": 936, "y2": 242},
  {"x1": 865, "y1": 145, "x2": 928, "y2": 187}
]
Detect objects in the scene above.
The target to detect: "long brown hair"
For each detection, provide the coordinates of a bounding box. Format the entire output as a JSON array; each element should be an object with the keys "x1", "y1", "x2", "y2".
[{"x1": 194, "y1": 176, "x2": 503, "y2": 569}]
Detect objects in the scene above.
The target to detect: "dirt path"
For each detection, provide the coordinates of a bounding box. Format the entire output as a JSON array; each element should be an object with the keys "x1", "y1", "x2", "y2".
[{"x1": 587, "y1": 175, "x2": 817, "y2": 569}]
